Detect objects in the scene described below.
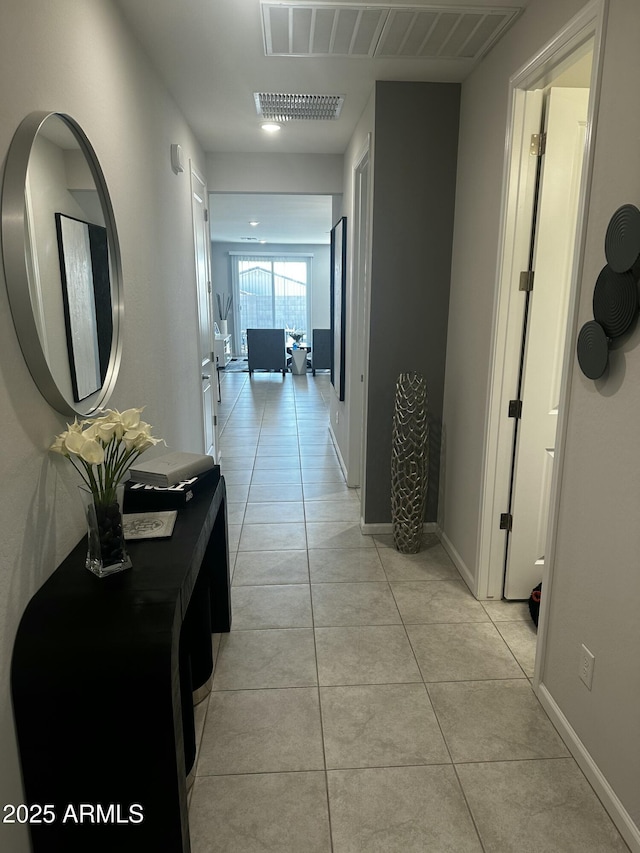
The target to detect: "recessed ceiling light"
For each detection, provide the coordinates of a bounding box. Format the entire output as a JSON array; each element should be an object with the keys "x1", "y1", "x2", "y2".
[
  {"x1": 259, "y1": 240, "x2": 267, "y2": 244},
  {"x1": 249, "y1": 220, "x2": 260, "y2": 227},
  {"x1": 261, "y1": 122, "x2": 281, "y2": 133}
]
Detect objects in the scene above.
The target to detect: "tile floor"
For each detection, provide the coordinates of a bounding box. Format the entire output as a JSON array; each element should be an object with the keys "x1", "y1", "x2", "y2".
[{"x1": 188, "y1": 371, "x2": 629, "y2": 853}]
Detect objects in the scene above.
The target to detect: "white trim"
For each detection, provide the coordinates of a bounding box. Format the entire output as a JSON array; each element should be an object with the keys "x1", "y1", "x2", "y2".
[
  {"x1": 533, "y1": 0, "x2": 608, "y2": 688},
  {"x1": 227, "y1": 251, "x2": 314, "y2": 257},
  {"x1": 438, "y1": 527, "x2": 477, "y2": 595},
  {"x1": 537, "y1": 684, "x2": 640, "y2": 853},
  {"x1": 477, "y1": 0, "x2": 607, "y2": 605},
  {"x1": 328, "y1": 422, "x2": 348, "y2": 480},
  {"x1": 190, "y1": 161, "x2": 218, "y2": 459},
  {"x1": 476, "y1": 86, "x2": 544, "y2": 600},
  {"x1": 346, "y1": 136, "x2": 372, "y2": 490},
  {"x1": 360, "y1": 521, "x2": 437, "y2": 536}
]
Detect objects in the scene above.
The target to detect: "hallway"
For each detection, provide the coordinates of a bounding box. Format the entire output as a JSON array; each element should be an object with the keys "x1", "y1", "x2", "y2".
[{"x1": 188, "y1": 372, "x2": 628, "y2": 852}]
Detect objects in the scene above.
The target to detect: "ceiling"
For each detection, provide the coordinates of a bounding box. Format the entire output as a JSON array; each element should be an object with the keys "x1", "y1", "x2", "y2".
[
  {"x1": 115, "y1": 0, "x2": 527, "y2": 156},
  {"x1": 114, "y1": 0, "x2": 528, "y2": 243},
  {"x1": 210, "y1": 193, "x2": 334, "y2": 244}
]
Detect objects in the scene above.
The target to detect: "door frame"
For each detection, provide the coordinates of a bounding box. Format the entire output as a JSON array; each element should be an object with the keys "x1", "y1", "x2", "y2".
[
  {"x1": 476, "y1": 0, "x2": 606, "y2": 624},
  {"x1": 346, "y1": 134, "x2": 372, "y2": 491},
  {"x1": 505, "y1": 86, "x2": 590, "y2": 600},
  {"x1": 190, "y1": 162, "x2": 218, "y2": 460}
]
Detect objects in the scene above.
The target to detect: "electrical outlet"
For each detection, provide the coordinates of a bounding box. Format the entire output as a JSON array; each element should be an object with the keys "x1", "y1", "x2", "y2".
[{"x1": 579, "y1": 644, "x2": 595, "y2": 690}]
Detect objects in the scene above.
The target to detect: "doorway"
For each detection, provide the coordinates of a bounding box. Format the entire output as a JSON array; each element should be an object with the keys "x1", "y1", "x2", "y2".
[
  {"x1": 346, "y1": 136, "x2": 371, "y2": 491},
  {"x1": 208, "y1": 193, "x2": 333, "y2": 357},
  {"x1": 505, "y1": 85, "x2": 590, "y2": 599},
  {"x1": 190, "y1": 164, "x2": 219, "y2": 461},
  {"x1": 477, "y1": 0, "x2": 606, "y2": 607}
]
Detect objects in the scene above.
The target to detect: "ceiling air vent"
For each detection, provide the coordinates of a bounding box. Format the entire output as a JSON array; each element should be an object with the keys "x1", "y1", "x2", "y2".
[
  {"x1": 261, "y1": 2, "x2": 522, "y2": 61},
  {"x1": 254, "y1": 92, "x2": 345, "y2": 121}
]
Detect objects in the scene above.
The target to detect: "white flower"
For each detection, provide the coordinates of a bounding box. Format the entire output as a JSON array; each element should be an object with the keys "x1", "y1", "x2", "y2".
[
  {"x1": 96, "y1": 421, "x2": 122, "y2": 443},
  {"x1": 121, "y1": 408, "x2": 144, "y2": 430},
  {"x1": 135, "y1": 434, "x2": 162, "y2": 452},
  {"x1": 122, "y1": 423, "x2": 161, "y2": 451},
  {"x1": 50, "y1": 406, "x2": 162, "y2": 504},
  {"x1": 49, "y1": 434, "x2": 68, "y2": 455},
  {"x1": 63, "y1": 430, "x2": 88, "y2": 456},
  {"x1": 79, "y1": 438, "x2": 104, "y2": 465}
]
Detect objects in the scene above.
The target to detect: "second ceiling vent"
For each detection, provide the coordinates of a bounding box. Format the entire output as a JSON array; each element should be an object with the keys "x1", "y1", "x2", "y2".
[
  {"x1": 254, "y1": 92, "x2": 345, "y2": 121},
  {"x1": 261, "y1": 2, "x2": 522, "y2": 61}
]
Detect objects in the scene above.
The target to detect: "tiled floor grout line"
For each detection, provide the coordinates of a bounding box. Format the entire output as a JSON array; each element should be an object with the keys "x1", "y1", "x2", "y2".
[
  {"x1": 377, "y1": 551, "x2": 487, "y2": 841},
  {"x1": 205, "y1": 376, "x2": 584, "y2": 850},
  {"x1": 193, "y1": 374, "x2": 629, "y2": 851},
  {"x1": 226, "y1": 373, "x2": 335, "y2": 850}
]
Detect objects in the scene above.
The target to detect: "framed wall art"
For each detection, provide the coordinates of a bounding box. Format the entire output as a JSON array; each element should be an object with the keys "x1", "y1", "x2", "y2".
[{"x1": 55, "y1": 213, "x2": 112, "y2": 401}]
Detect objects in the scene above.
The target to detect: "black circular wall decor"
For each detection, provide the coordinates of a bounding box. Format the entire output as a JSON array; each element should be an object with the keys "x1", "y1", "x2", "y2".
[
  {"x1": 577, "y1": 320, "x2": 609, "y2": 380},
  {"x1": 592, "y1": 265, "x2": 638, "y2": 338},
  {"x1": 604, "y1": 204, "x2": 640, "y2": 273}
]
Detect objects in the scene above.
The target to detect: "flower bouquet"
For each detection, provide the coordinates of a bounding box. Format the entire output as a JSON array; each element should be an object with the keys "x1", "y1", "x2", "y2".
[{"x1": 51, "y1": 408, "x2": 163, "y2": 577}]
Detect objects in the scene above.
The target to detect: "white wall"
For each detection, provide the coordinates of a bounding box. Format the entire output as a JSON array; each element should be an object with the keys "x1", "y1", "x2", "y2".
[
  {"x1": 331, "y1": 90, "x2": 375, "y2": 471},
  {"x1": 206, "y1": 152, "x2": 343, "y2": 194},
  {"x1": 441, "y1": 0, "x2": 591, "y2": 573},
  {"x1": 542, "y1": 0, "x2": 640, "y2": 836},
  {"x1": 0, "y1": 2, "x2": 207, "y2": 849},
  {"x1": 441, "y1": 0, "x2": 640, "y2": 840},
  {"x1": 210, "y1": 241, "x2": 331, "y2": 353}
]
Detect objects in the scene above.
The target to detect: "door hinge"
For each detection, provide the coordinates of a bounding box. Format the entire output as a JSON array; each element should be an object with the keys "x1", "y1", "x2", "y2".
[
  {"x1": 519, "y1": 270, "x2": 534, "y2": 292},
  {"x1": 508, "y1": 399, "x2": 522, "y2": 419},
  {"x1": 530, "y1": 132, "x2": 546, "y2": 156},
  {"x1": 204, "y1": 208, "x2": 209, "y2": 221},
  {"x1": 207, "y1": 281, "x2": 212, "y2": 293},
  {"x1": 213, "y1": 415, "x2": 217, "y2": 426},
  {"x1": 499, "y1": 512, "x2": 512, "y2": 531}
]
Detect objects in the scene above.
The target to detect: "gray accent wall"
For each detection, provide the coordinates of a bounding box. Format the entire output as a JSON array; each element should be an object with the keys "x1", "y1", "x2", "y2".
[{"x1": 364, "y1": 81, "x2": 460, "y2": 524}]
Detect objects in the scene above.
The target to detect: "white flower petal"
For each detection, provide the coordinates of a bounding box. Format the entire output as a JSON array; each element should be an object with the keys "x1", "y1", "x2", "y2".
[
  {"x1": 121, "y1": 408, "x2": 144, "y2": 429},
  {"x1": 79, "y1": 439, "x2": 104, "y2": 465},
  {"x1": 64, "y1": 431, "x2": 87, "y2": 455}
]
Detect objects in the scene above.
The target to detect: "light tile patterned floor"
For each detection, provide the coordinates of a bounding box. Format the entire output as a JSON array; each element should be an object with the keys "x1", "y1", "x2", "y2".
[{"x1": 189, "y1": 371, "x2": 629, "y2": 853}]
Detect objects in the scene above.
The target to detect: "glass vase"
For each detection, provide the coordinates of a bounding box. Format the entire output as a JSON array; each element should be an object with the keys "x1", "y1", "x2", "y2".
[{"x1": 79, "y1": 484, "x2": 132, "y2": 578}]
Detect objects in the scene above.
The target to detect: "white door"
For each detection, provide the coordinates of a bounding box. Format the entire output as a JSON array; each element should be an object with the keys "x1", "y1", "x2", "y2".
[
  {"x1": 191, "y1": 166, "x2": 218, "y2": 460},
  {"x1": 505, "y1": 88, "x2": 589, "y2": 599}
]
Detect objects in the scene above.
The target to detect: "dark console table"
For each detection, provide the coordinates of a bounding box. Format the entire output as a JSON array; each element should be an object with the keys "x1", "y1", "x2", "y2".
[{"x1": 11, "y1": 473, "x2": 231, "y2": 852}]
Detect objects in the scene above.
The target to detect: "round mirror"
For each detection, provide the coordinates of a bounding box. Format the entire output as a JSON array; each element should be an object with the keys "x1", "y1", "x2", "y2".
[{"x1": 1, "y1": 112, "x2": 123, "y2": 416}]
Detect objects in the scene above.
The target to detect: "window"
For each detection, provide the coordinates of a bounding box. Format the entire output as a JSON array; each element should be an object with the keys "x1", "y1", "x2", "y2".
[{"x1": 230, "y1": 254, "x2": 311, "y2": 354}]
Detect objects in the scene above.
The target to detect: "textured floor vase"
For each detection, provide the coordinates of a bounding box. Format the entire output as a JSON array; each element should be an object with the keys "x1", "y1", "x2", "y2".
[{"x1": 391, "y1": 372, "x2": 429, "y2": 554}]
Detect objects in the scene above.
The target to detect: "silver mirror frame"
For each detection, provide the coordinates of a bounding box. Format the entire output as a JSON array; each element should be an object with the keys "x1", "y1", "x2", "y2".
[{"x1": 1, "y1": 111, "x2": 124, "y2": 416}]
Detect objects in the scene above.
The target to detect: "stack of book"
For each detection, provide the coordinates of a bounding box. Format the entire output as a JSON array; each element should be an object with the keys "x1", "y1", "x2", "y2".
[{"x1": 125, "y1": 452, "x2": 220, "y2": 511}]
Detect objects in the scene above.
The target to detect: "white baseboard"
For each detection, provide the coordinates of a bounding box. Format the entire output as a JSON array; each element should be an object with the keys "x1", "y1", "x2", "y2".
[
  {"x1": 360, "y1": 521, "x2": 437, "y2": 536},
  {"x1": 438, "y1": 527, "x2": 477, "y2": 596},
  {"x1": 537, "y1": 684, "x2": 640, "y2": 852},
  {"x1": 328, "y1": 424, "x2": 348, "y2": 480}
]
